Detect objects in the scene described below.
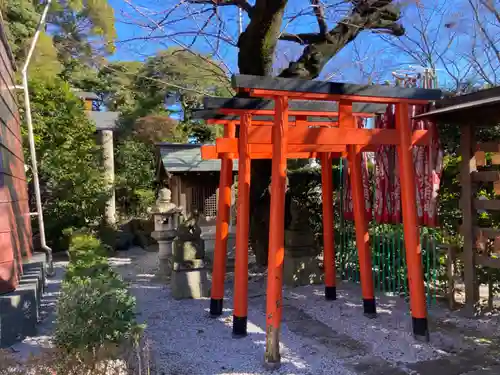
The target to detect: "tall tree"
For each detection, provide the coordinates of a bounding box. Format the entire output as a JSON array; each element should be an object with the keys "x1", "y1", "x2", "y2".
[
  {"x1": 120, "y1": 0, "x2": 406, "y2": 264},
  {"x1": 1, "y1": 0, "x2": 116, "y2": 83},
  {"x1": 21, "y1": 78, "x2": 107, "y2": 250},
  {"x1": 116, "y1": 48, "x2": 231, "y2": 143}
]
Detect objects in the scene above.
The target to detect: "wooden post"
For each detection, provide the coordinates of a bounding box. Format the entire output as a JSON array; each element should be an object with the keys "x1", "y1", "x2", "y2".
[
  {"x1": 342, "y1": 101, "x2": 376, "y2": 318},
  {"x1": 321, "y1": 152, "x2": 336, "y2": 300},
  {"x1": 460, "y1": 123, "x2": 478, "y2": 316},
  {"x1": 446, "y1": 245, "x2": 457, "y2": 310},
  {"x1": 348, "y1": 144, "x2": 376, "y2": 317},
  {"x1": 264, "y1": 96, "x2": 289, "y2": 369},
  {"x1": 210, "y1": 121, "x2": 236, "y2": 316},
  {"x1": 395, "y1": 103, "x2": 428, "y2": 341},
  {"x1": 233, "y1": 115, "x2": 251, "y2": 336}
]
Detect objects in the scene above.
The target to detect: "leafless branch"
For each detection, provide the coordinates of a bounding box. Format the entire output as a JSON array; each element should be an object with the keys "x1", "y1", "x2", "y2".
[
  {"x1": 188, "y1": 0, "x2": 254, "y2": 16},
  {"x1": 310, "y1": 0, "x2": 328, "y2": 35},
  {"x1": 480, "y1": 0, "x2": 500, "y2": 24}
]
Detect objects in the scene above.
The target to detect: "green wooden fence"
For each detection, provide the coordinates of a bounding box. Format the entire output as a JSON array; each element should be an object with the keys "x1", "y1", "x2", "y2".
[{"x1": 335, "y1": 159, "x2": 446, "y2": 305}]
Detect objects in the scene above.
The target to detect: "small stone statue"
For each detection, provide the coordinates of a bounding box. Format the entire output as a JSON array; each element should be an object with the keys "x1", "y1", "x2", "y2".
[
  {"x1": 284, "y1": 197, "x2": 322, "y2": 287},
  {"x1": 177, "y1": 209, "x2": 202, "y2": 239},
  {"x1": 171, "y1": 209, "x2": 209, "y2": 299},
  {"x1": 154, "y1": 187, "x2": 178, "y2": 213}
]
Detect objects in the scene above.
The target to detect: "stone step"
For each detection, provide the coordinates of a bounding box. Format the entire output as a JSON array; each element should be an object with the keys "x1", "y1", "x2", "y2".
[{"x1": 0, "y1": 252, "x2": 47, "y2": 348}]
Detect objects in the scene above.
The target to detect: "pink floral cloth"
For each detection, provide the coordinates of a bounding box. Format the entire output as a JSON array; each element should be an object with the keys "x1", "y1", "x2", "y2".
[{"x1": 344, "y1": 104, "x2": 443, "y2": 227}]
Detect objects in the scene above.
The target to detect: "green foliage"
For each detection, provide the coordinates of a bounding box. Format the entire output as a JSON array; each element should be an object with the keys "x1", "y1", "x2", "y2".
[
  {"x1": 65, "y1": 232, "x2": 115, "y2": 281},
  {"x1": 55, "y1": 233, "x2": 143, "y2": 354},
  {"x1": 115, "y1": 138, "x2": 156, "y2": 218},
  {"x1": 55, "y1": 276, "x2": 138, "y2": 353},
  {"x1": 21, "y1": 78, "x2": 108, "y2": 250},
  {"x1": 97, "y1": 61, "x2": 142, "y2": 111},
  {"x1": 116, "y1": 48, "x2": 232, "y2": 143},
  {"x1": 1, "y1": 0, "x2": 116, "y2": 81}
]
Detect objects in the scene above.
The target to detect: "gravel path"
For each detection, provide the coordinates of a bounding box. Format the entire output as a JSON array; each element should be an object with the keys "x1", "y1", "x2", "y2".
[{"x1": 110, "y1": 247, "x2": 500, "y2": 375}]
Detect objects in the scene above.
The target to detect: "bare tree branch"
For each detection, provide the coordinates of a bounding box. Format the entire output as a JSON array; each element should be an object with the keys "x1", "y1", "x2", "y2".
[
  {"x1": 480, "y1": 0, "x2": 500, "y2": 24},
  {"x1": 310, "y1": 0, "x2": 328, "y2": 35},
  {"x1": 279, "y1": 1, "x2": 404, "y2": 78},
  {"x1": 188, "y1": 0, "x2": 254, "y2": 17}
]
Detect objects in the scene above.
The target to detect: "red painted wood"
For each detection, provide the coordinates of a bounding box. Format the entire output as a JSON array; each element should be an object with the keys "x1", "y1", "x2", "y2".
[{"x1": 0, "y1": 36, "x2": 32, "y2": 292}]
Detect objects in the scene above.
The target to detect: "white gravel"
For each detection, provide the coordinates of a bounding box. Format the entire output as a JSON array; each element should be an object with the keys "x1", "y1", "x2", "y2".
[{"x1": 110, "y1": 247, "x2": 500, "y2": 375}]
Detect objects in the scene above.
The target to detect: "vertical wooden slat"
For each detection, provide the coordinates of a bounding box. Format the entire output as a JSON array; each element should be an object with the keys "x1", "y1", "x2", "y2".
[
  {"x1": 209, "y1": 121, "x2": 236, "y2": 316},
  {"x1": 265, "y1": 96, "x2": 289, "y2": 368},
  {"x1": 460, "y1": 123, "x2": 478, "y2": 316}
]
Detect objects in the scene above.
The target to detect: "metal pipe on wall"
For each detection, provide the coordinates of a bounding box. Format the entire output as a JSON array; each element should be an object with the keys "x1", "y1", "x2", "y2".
[{"x1": 21, "y1": 0, "x2": 54, "y2": 276}]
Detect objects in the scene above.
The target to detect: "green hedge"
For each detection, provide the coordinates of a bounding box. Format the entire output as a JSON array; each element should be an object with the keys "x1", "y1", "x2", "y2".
[{"x1": 55, "y1": 233, "x2": 144, "y2": 355}]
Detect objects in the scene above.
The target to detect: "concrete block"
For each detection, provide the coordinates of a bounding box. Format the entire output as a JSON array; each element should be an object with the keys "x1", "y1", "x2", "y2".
[
  {"x1": 171, "y1": 269, "x2": 210, "y2": 300},
  {"x1": 0, "y1": 283, "x2": 38, "y2": 347},
  {"x1": 21, "y1": 269, "x2": 44, "y2": 307},
  {"x1": 23, "y1": 252, "x2": 47, "y2": 289}
]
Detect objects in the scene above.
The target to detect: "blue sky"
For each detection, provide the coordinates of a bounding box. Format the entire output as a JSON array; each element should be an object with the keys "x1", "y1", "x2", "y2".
[{"x1": 106, "y1": 0, "x2": 496, "y2": 90}]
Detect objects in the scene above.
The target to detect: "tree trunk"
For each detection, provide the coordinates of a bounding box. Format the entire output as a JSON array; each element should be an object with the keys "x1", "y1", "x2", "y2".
[
  {"x1": 236, "y1": 0, "x2": 403, "y2": 265},
  {"x1": 237, "y1": 0, "x2": 288, "y2": 76}
]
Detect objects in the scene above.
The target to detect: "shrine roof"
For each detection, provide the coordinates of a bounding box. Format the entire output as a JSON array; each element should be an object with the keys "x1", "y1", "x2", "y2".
[
  {"x1": 203, "y1": 97, "x2": 386, "y2": 114},
  {"x1": 157, "y1": 143, "x2": 238, "y2": 173},
  {"x1": 231, "y1": 75, "x2": 443, "y2": 102},
  {"x1": 413, "y1": 86, "x2": 500, "y2": 126}
]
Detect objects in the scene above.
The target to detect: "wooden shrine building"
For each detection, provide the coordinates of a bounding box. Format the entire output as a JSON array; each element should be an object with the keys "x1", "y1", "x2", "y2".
[
  {"x1": 416, "y1": 86, "x2": 500, "y2": 316},
  {"x1": 156, "y1": 143, "x2": 237, "y2": 224}
]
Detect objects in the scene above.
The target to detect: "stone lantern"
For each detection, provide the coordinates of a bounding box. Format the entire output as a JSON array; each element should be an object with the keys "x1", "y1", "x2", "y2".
[
  {"x1": 151, "y1": 188, "x2": 182, "y2": 278},
  {"x1": 171, "y1": 210, "x2": 210, "y2": 299}
]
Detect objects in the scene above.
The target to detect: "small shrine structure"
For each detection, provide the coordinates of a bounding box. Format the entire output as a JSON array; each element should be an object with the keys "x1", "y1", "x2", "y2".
[{"x1": 201, "y1": 74, "x2": 442, "y2": 367}]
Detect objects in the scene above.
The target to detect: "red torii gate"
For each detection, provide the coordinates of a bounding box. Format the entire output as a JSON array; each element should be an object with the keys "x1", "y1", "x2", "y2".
[{"x1": 199, "y1": 76, "x2": 442, "y2": 368}]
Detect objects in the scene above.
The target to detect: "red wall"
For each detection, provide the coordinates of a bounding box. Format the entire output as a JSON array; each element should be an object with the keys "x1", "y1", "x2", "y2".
[{"x1": 0, "y1": 22, "x2": 32, "y2": 293}]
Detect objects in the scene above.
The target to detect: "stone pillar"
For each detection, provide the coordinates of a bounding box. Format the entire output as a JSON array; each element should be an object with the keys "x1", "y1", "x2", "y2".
[
  {"x1": 283, "y1": 198, "x2": 323, "y2": 287},
  {"x1": 99, "y1": 129, "x2": 116, "y2": 226},
  {"x1": 171, "y1": 211, "x2": 210, "y2": 299}
]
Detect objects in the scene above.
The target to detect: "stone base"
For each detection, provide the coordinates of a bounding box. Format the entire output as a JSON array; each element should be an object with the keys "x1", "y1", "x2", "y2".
[
  {"x1": 157, "y1": 257, "x2": 172, "y2": 279},
  {"x1": 283, "y1": 254, "x2": 323, "y2": 287},
  {"x1": 1, "y1": 253, "x2": 46, "y2": 348},
  {"x1": 202, "y1": 231, "x2": 236, "y2": 271},
  {"x1": 171, "y1": 268, "x2": 210, "y2": 299}
]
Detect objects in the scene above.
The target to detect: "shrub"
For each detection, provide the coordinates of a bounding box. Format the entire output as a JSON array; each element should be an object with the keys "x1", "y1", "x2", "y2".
[
  {"x1": 22, "y1": 79, "x2": 108, "y2": 252},
  {"x1": 54, "y1": 276, "x2": 138, "y2": 353},
  {"x1": 65, "y1": 232, "x2": 115, "y2": 282},
  {"x1": 56, "y1": 232, "x2": 144, "y2": 358}
]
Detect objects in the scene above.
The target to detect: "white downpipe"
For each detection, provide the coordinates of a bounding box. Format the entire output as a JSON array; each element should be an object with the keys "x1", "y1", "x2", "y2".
[{"x1": 21, "y1": 0, "x2": 54, "y2": 276}]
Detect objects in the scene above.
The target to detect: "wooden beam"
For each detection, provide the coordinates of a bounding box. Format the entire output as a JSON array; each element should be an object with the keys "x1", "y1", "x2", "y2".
[
  {"x1": 215, "y1": 140, "x2": 346, "y2": 154},
  {"x1": 215, "y1": 128, "x2": 430, "y2": 147},
  {"x1": 231, "y1": 74, "x2": 442, "y2": 102},
  {"x1": 250, "y1": 89, "x2": 434, "y2": 105},
  {"x1": 200, "y1": 145, "x2": 342, "y2": 160},
  {"x1": 476, "y1": 142, "x2": 500, "y2": 152},
  {"x1": 473, "y1": 199, "x2": 500, "y2": 211},
  {"x1": 471, "y1": 171, "x2": 500, "y2": 182},
  {"x1": 203, "y1": 97, "x2": 387, "y2": 114},
  {"x1": 471, "y1": 226, "x2": 500, "y2": 238},
  {"x1": 460, "y1": 123, "x2": 478, "y2": 316},
  {"x1": 206, "y1": 119, "x2": 339, "y2": 126},
  {"x1": 217, "y1": 108, "x2": 348, "y2": 117},
  {"x1": 475, "y1": 254, "x2": 500, "y2": 269}
]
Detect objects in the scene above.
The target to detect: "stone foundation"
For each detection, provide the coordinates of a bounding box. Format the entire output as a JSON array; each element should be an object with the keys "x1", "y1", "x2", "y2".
[
  {"x1": 171, "y1": 261, "x2": 210, "y2": 299},
  {"x1": 283, "y1": 228, "x2": 323, "y2": 287},
  {"x1": 283, "y1": 253, "x2": 323, "y2": 287}
]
